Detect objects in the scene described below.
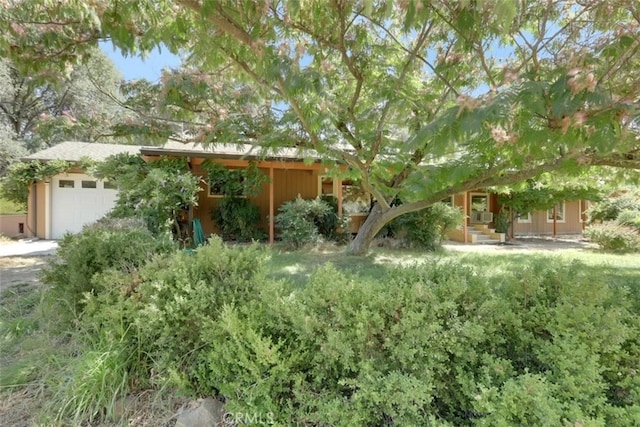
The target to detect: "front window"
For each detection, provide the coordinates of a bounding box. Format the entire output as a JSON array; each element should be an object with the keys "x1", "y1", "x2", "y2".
[
  {"x1": 517, "y1": 212, "x2": 532, "y2": 223},
  {"x1": 547, "y1": 203, "x2": 565, "y2": 222}
]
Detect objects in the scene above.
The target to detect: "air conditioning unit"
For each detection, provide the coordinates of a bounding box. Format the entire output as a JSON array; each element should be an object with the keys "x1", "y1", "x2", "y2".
[{"x1": 470, "y1": 211, "x2": 493, "y2": 223}]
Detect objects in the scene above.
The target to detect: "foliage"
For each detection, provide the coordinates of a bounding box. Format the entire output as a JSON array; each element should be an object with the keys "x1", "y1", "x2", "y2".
[
  {"x1": 275, "y1": 196, "x2": 347, "y2": 248},
  {"x1": 128, "y1": 237, "x2": 269, "y2": 390},
  {"x1": 584, "y1": 190, "x2": 640, "y2": 252},
  {"x1": 496, "y1": 174, "x2": 605, "y2": 215},
  {"x1": 494, "y1": 209, "x2": 511, "y2": 234},
  {"x1": 0, "y1": 159, "x2": 71, "y2": 207},
  {"x1": 41, "y1": 217, "x2": 175, "y2": 319},
  {"x1": 3, "y1": 1, "x2": 639, "y2": 253},
  {"x1": 94, "y1": 154, "x2": 202, "y2": 237},
  {"x1": 617, "y1": 210, "x2": 640, "y2": 232},
  {"x1": 0, "y1": 50, "x2": 131, "y2": 153},
  {"x1": 319, "y1": 195, "x2": 351, "y2": 242},
  {"x1": 389, "y1": 202, "x2": 464, "y2": 250},
  {"x1": 201, "y1": 160, "x2": 267, "y2": 198},
  {"x1": 211, "y1": 196, "x2": 264, "y2": 242},
  {"x1": 76, "y1": 253, "x2": 640, "y2": 425},
  {"x1": 586, "y1": 190, "x2": 640, "y2": 224},
  {"x1": 584, "y1": 222, "x2": 640, "y2": 253}
]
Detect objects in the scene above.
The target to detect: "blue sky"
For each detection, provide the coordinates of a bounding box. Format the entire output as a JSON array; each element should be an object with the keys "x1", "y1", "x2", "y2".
[{"x1": 100, "y1": 42, "x2": 182, "y2": 81}]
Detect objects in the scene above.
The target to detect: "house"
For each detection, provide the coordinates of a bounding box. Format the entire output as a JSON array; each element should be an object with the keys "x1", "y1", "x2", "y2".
[
  {"x1": 22, "y1": 141, "x2": 143, "y2": 239},
  {"x1": 22, "y1": 141, "x2": 349, "y2": 242},
  {"x1": 444, "y1": 191, "x2": 589, "y2": 243},
  {"x1": 140, "y1": 141, "x2": 348, "y2": 244},
  {"x1": 22, "y1": 141, "x2": 589, "y2": 243}
]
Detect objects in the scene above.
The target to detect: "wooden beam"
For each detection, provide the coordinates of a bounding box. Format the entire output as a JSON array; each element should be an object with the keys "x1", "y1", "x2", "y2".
[
  {"x1": 189, "y1": 157, "x2": 326, "y2": 171},
  {"x1": 553, "y1": 204, "x2": 557, "y2": 238},
  {"x1": 269, "y1": 167, "x2": 274, "y2": 246}
]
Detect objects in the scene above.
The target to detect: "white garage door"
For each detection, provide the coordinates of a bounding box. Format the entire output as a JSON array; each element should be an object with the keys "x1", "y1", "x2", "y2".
[{"x1": 51, "y1": 173, "x2": 118, "y2": 239}]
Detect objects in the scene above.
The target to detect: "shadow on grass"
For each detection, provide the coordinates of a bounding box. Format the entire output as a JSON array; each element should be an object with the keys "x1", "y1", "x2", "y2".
[{"x1": 268, "y1": 246, "x2": 640, "y2": 301}]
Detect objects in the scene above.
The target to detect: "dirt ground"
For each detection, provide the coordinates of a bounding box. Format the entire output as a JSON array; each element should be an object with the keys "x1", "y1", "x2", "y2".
[{"x1": 0, "y1": 256, "x2": 51, "y2": 291}]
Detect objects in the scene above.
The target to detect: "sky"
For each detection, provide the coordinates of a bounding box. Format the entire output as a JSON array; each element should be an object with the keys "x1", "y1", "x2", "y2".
[{"x1": 100, "y1": 42, "x2": 182, "y2": 82}]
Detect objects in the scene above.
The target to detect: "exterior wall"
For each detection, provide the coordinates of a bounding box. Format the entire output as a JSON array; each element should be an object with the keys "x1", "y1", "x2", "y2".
[
  {"x1": 447, "y1": 191, "x2": 586, "y2": 242},
  {"x1": 512, "y1": 200, "x2": 584, "y2": 235},
  {"x1": 191, "y1": 163, "x2": 321, "y2": 236},
  {"x1": 26, "y1": 182, "x2": 47, "y2": 239},
  {"x1": 0, "y1": 214, "x2": 28, "y2": 238}
]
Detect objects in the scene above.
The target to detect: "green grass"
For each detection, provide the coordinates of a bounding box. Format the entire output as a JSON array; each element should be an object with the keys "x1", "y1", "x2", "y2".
[
  {"x1": 268, "y1": 245, "x2": 640, "y2": 292},
  {"x1": 0, "y1": 196, "x2": 26, "y2": 214}
]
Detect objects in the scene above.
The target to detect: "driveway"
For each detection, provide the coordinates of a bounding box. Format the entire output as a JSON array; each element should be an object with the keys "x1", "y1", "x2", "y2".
[
  {"x1": 0, "y1": 240, "x2": 58, "y2": 291},
  {"x1": 0, "y1": 239, "x2": 58, "y2": 257}
]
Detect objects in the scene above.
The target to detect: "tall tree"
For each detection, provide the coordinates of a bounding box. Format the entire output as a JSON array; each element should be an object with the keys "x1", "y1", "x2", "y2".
[
  {"x1": 2, "y1": 0, "x2": 639, "y2": 253},
  {"x1": 0, "y1": 48, "x2": 129, "y2": 155}
]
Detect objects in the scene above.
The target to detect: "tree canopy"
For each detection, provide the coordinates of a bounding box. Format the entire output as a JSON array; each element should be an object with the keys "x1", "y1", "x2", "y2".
[{"x1": 2, "y1": 0, "x2": 639, "y2": 252}]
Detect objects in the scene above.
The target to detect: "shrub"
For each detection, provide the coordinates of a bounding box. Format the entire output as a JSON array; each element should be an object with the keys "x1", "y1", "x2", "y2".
[
  {"x1": 211, "y1": 196, "x2": 264, "y2": 241},
  {"x1": 391, "y1": 202, "x2": 464, "y2": 249},
  {"x1": 584, "y1": 222, "x2": 640, "y2": 252},
  {"x1": 181, "y1": 260, "x2": 640, "y2": 425},
  {"x1": 64, "y1": 248, "x2": 640, "y2": 425},
  {"x1": 132, "y1": 237, "x2": 271, "y2": 390},
  {"x1": 42, "y1": 217, "x2": 175, "y2": 317},
  {"x1": 586, "y1": 191, "x2": 640, "y2": 224},
  {"x1": 617, "y1": 209, "x2": 640, "y2": 232},
  {"x1": 275, "y1": 196, "x2": 347, "y2": 248}
]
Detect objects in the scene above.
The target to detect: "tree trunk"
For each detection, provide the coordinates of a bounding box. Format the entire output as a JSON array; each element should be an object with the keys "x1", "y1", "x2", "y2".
[{"x1": 347, "y1": 204, "x2": 390, "y2": 255}]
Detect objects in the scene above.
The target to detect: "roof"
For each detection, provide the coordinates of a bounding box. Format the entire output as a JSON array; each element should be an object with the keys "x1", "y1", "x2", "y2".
[
  {"x1": 22, "y1": 141, "x2": 143, "y2": 162},
  {"x1": 140, "y1": 141, "x2": 324, "y2": 162}
]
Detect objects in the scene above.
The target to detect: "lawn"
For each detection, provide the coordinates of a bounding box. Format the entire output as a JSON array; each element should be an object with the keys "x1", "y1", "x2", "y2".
[{"x1": 268, "y1": 244, "x2": 640, "y2": 291}]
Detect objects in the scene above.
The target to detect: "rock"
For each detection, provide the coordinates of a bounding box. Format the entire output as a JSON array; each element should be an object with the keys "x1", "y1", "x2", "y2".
[{"x1": 175, "y1": 397, "x2": 226, "y2": 427}]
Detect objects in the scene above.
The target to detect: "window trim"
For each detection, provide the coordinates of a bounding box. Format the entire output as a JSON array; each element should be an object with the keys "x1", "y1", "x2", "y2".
[
  {"x1": 517, "y1": 212, "x2": 532, "y2": 223},
  {"x1": 58, "y1": 180, "x2": 75, "y2": 189},
  {"x1": 81, "y1": 180, "x2": 97, "y2": 189},
  {"x1": 547, "y1": 202, "x2": 566, "y2": 223}
]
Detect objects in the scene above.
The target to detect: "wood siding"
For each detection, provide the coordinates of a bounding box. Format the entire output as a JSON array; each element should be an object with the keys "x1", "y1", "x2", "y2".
[
  {"x1": 191, "y1": 164, "x2": 321, "y2": 236},
  {"x1": 513, "y1": 200, "x2": 584, "y2": 235}
]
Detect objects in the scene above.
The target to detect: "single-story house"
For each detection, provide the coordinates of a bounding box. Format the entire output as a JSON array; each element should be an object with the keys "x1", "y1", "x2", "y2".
[
  {"x1": 22, "y1": 141, "x2": 589, "y2": 243},
  {"x1": 23, "y1": 141, "x2": 351, "y2": 242}
]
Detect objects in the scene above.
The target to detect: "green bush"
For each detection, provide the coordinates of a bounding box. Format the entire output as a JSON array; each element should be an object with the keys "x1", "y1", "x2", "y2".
[
  {"x1": 586, "y1": 191, "x2": 640, "y2": 224},
  {"x1": 275, "y1": 196, "x2": 347, "y2": 248},
  {"x1": 617, "y1": 209, "x2": 640, "y2": 232},
  {"x1": 391, "y1": 202, "x2": 464, "y2": 249},
  {"x1": 177, "y1": 260, "x2": 640, "y2": 425},
  {"x1": 584, "y1": 222, "x2": 640, "y2": 252},
  {"x1": 63, "y1": 246, "x2": 640, "y2": 425},
  {"x1": 42, "y1": 217, "x2": 175, "y2": 317},
  {"x1": 132, "y1": 237, "x2": 270, "y2": 390},
  {"x1": 211, "y1": 196, "x2": 264, "y2": 241}
]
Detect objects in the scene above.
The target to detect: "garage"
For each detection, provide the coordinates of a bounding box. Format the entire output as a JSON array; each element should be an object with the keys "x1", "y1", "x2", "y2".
[{"x1": 50, "y1": 173, "x2": 118, "y2": 239}]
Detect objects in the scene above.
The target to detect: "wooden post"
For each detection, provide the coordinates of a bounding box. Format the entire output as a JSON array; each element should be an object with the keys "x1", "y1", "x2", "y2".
[
  {"x1": 337, "y1": 176, "x2": 343, "y2": 218},
  {"x1": 553, "y1": 204, "x2": 557, "y2": 238},
  {"x1": 269, "y1": 167, "x2": 274, "y2": 246},
  {"x1": 509, "y1": 207, "x2": 514, "y2": 240},
  {"x1": 462, "y1": 191, "x2": 468, "y2": 243}
]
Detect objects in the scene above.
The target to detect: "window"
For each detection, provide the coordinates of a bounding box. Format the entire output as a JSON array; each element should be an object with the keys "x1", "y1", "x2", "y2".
[
  {"x1": 81, "y1": 180, "x2": 97, "y2": 189},
  {"x1": 517, "y1": 212, "x2": 532, "y2": 223},
  {"x1": 441, "y1": 196, "x2": 454, "y2": 207},
  {"x1": 547, "y1": 203, "x2": 565, "y2": 222},
  {"x1": 103, "y1": 181, "x2": 117, "y2": 190},
  {"x1": 470, "y1": 193, "x2": 489, "y2": 212},
  {"x1": 58, "y1": 180, "x2": 74, "y2": 188},
  {"x1": 208, "y1": 168, "x2": 245, "y2": 198}
]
